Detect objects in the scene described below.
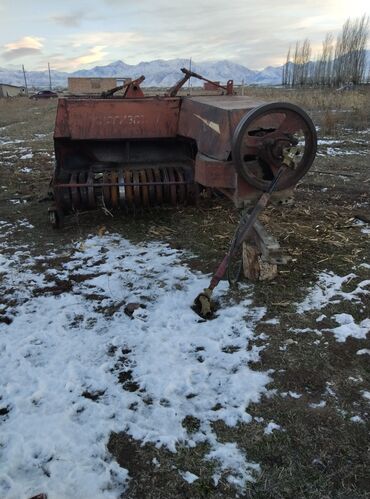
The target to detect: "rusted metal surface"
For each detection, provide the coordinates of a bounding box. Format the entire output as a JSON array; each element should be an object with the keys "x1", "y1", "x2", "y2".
[
  {"x1": 168, "y1": 68, "x2": 233, "y2": 97},
  {"x1": 193, "y1": 166, "x2": 288, "y2": 317},
  {"x1": 54, "y1": 98, "x2": 180, "y2": 140},
  {"x1": 178, "y1": 95, "x2": 266, "y2": 160},
  {"x1": 101, "y1": 75, "x2": 145, "y2": 98},
  {"x1": 232, "y1": 103, "x2": 317, "y2": 191},
  {"x1": 52, "y1": 167, "x2": 195, "y2": 213},
  {"x1": 204, "y1": 81, "x2": 220, "y2": 90},
  {"x1": 194, "y1": 154, "x2": 236, "y2": 189},
  {"x1": 50, "y1": 68, "x2": 317, "y2": 228}
]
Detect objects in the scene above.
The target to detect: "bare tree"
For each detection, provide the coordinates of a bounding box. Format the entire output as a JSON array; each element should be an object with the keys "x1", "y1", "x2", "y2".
[
  {"x1": 316, "y1": 33, "x2": 334, "y2": 86},
  {"x1": 289, "y1": 39, "x2": 312, "y2": 86},
  {"x1": 291, "y1": 41, "x2": 300, "y2": 87},
  {"x1": 334, "y1": 15, "x2": 369, "y2": 86},
  {"x1": 282, "y1": 14, "x2": 369, "y2": 88},
  {"x1": 282, "y1": 45, "x2": 291, "y2": 86},
  {"x1": 301, "y1": 39, "x2": 312, "y2": 85}
]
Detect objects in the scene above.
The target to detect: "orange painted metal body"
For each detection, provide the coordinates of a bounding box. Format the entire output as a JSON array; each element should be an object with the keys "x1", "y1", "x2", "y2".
[
  {"x1": 50, "y1": 72, "x2": 316, "y2": 232},
  {"x1": 55, "y1": 97, "x2": 181, "y2": 140},
  {"x1": 54, "y1": 93, "x2": 267, "y2": 207}
]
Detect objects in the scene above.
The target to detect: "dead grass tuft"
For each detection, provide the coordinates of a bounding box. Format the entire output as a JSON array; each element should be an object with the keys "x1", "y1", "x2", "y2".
[{"x1": 237, "y1": 86, "x2": 370, "y2": 133}]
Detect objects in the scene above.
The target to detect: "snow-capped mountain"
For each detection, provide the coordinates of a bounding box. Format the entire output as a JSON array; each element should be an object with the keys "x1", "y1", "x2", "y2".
[
  {"x1": 0, "y1": 67, "x2": 69, "y2": 88},
  {"x1": 73, "y1": 59, "x2": 262, "y2": 86},
  {"x1": 1, "y1": 52, "x2": 369, "y2": 89},
  {"x1": 0, "y1": 59, "x2": 281, "y2": 88}
]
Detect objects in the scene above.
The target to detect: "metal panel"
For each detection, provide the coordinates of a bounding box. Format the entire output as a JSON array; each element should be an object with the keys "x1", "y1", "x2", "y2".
[
  {"x1": 194, "y1": 154, "x2": 236, "y2": 188},
  {"x1": 54, "y1": 98, "x2": 181, "y2": 140},
  {"x1": 178, "y1": 96, "x2": 266, "y2": 161}
]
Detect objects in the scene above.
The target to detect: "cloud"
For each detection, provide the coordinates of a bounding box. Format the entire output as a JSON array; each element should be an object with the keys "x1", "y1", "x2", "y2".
[
  {"x1": 2, "y1": 47, "x2": 41, "y2": 60},
  {"x1": 69, "y1": 31, "x2": 142, "y2": 49},
  {"x1": 51, "y1": 13, "x2": 83, "y2": 28},
  {"x1": 5, "y1": 36, "x2": 43, "y2": 51},
  {"x1": 1, "y1": 0, "x2": 367, "y2": 71},
  {"x1": 50, "y1": 10, "x2": 99, "y2": 28},
  {"x1": 50, "y1": 45, "x2": 109, "y2": 71},
  {"x1": 74, "y1": 1, "x2": 325, "y2": 69},
  {"x1": 3, "y1": 36, "x2": 43, "y2": 60},
  {"x1": 74, "y1": 45, "x2": 107, "y2": 66}
]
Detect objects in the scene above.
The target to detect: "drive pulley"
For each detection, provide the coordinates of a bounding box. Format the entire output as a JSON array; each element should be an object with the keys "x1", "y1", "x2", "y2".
[{"x1": 232, "y1": 102, "x2": 317, "y2": 191}]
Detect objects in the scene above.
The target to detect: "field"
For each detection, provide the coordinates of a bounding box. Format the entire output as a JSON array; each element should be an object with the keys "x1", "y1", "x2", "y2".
[{"x1": 0, "y1": 89, "x2": 369, "y2": 499}]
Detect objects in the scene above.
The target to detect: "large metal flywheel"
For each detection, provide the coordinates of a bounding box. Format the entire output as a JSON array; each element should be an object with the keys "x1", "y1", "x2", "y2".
[{"x1": 232, "y1": 102, "x2": 317, "y2": 191}]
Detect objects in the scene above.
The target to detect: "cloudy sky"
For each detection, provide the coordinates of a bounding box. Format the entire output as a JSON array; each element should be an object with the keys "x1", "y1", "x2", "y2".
[{"x1": 0, "y1": 0, "x2": 368, "y2": 72}]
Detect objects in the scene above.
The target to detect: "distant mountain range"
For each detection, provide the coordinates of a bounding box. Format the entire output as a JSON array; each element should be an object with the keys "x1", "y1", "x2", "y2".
[
  {"x1": 1, "y1": 53, "x2": 369, "y2": 89},
  {"x1": 0, "y1": 59, "x2": 284, "y2": 88}
]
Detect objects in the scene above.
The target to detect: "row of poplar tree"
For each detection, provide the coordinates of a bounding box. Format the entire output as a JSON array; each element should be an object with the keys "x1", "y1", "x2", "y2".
[{"x1": 282, "y1": 15, "x2": 369, "y2": 87}]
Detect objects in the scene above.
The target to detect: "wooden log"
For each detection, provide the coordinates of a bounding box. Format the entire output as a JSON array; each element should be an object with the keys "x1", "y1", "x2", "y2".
[
  {"x1": 242, "y1": 242, "x2": 278, "y2": 281},
  {"x1": 252, "y1": 221, "x2": 290, "y2": 265}
]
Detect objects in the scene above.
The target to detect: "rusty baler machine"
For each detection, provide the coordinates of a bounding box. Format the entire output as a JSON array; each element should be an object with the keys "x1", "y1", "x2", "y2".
[{"x1": 50, "y1": 68, "x2": 317, "y2": 312}]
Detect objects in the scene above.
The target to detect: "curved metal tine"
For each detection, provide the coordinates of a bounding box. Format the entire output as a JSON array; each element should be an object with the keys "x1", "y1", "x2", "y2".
[
  {"x1": 110, "y1": 171, "x2": 118, "y2": 209},
  {"x1": 58, "y1": 173, "x2": 72, "y2": 212},
  {"x1": 175, "y1": 167, "x2": 186, "y2": 204},
  {"x1": 87, "y1": 171, "x2": 96, "y2": 209},
  {"x1": 118, "y1": 170, "x2": 127, "y2": 212},
  {"x1": 153, "y1": 168, "x2": 163, "y2": 205},
  {"x1": 140, "y1": 170, "x2": 149, "y2": 209},
  {"x1": 70, "y1": 172, "x2": 81, "y2": 210},
  {"x1": 145, "y1": 168, "x2": 156, "y2": 206},
  {"x1": 124, "y1": 170, "x2": 134, "y2": 210},
  {"x1": 103, "y1": 171, "x2": 111, "y2": 207},
  {"x1": 167, "y1": 167, "x2": 177, "y2": 206},
  {"x1": 162, "y1": 167, "x2": 170, "y2": 204},
  {"x1": 79, "y1": 171, "x2": 88, "y2": 209},
  {"x1": 133, "y1": 170, "x2": 141, "y2": 210}
]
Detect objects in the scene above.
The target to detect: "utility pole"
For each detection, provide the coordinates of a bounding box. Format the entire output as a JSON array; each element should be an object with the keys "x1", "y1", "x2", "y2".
[
  {"x1": 188, "y1": 57, "x2": 192, "y2": 95},
  {"x1": 22, "y1": 64, "x2": 28, "y2": 95},
  {"x1": 48, "y1": 62, "x2": 52, "y2": 90}
]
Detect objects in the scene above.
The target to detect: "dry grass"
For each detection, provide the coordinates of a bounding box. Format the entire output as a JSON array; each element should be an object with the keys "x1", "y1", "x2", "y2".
[
  {"x1": 237, "y1": 86, "x2": 370, "y2": 134},
  {"x1": 143, "y1": 84, "x2": 370, "y2": 134}
]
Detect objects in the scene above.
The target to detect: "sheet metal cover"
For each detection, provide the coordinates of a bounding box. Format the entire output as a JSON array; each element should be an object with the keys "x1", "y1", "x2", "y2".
[
  {"x1": 54, "y1": 98, "x2": 180, "y2": 140},
  {"x1": 186, "y1": 95, "x2": 266, "y2": 111}
]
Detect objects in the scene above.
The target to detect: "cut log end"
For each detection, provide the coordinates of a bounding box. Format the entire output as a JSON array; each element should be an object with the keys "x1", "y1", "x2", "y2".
[{"x1": 242, "y1": 242, "x2": 278, "y2": 281}]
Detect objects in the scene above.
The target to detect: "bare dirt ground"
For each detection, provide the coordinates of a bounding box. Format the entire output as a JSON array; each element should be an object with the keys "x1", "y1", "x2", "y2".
[{"x1": 0, "y1": 90, "x2": 369, "y2": 498}]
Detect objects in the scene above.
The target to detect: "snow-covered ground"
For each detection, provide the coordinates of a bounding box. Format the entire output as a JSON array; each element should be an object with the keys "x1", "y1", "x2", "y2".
[
  {"x1": 0, "y1": 229, "x2": 269, "y2": 499},
  {"x1": 316, "y1": 130, "x2": 370, "y2": 157},
  {"x1": 295, "y1": 270, "x2": 370, "y2": 342}
]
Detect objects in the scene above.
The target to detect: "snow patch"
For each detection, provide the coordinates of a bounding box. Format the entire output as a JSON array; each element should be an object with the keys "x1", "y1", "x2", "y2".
[
  {"x1": 297, "y1": 272, "x2": 369, "y2": 312},
  {"x1": 264, "y1": 422, "x2": 282, "y2": 434},
  {"x1": 309, "y1": 401, "x2": 326, "y2": 408},
  {"x1": 354, "y1": 220, "x2": 370, "y2": 235},
  {"x1": 0, "y1": 234, "x2": 269, "y2": 497},
  {"x1": 357, "y1": 349, "x2": 370, "y2": 356},
  {"x1": 331, "y1": 314, "x2": 370, "y2": 342},
  {"x1": 20, "y1": 152, "x2": 33, "y2": 160},
  {"x1": 207, "y1": 442, "x2": 260, "y2": 486},
  {"x1": 179, "y1": 471, "x2": 199, "y2": 484},
  {"x1": 361, "y1": 391, "x2": 370, "y2": 401},
  {"x1": 350, "y1": 415, "x2": 364, "y2": 423}
]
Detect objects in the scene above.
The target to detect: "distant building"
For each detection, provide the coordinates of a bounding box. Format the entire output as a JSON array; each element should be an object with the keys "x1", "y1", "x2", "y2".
[
  {"x1": 203, "y1": 81, "x2": 220, "y2": 91},
  {"x1": 0, "y1": 83, "x2": 26, "y2": 98},
  {"x1": 68, "y1": 77, "x2": 132, "y2": 94}
]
